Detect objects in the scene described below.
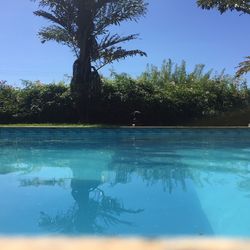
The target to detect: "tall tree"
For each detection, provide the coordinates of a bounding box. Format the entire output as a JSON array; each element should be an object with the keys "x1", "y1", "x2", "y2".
[
  {"x1": 197, "y1": 0, "x2": 250, "y2": 77},
  {"x1": 33, "y1": 0, "x2": 147, "y2": 120}
]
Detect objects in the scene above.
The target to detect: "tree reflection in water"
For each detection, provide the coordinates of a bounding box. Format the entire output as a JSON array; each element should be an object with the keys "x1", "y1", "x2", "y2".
[
  {"x1": 38, "y1": 177, "x2": 143, "y2": 234},
  {"x1": 107, "y1": 136, "x2": 191, "y2": 193},
  {"x1": 36, "y1": 135, "x2": 193, "y2": 235}
]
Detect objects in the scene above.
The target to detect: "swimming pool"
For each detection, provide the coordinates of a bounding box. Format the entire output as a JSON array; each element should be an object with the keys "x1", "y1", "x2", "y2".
[{"x1": 0, "y1": 128, "x2": 250, "y2": 237}]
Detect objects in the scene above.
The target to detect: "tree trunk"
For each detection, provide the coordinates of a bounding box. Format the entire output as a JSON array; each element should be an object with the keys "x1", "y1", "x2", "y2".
[{"x1": 71, "y1": 1, "x2": 93, "y2": 122}]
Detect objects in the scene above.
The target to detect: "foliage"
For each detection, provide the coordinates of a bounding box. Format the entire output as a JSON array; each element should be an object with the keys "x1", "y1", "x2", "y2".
[
  {"x1": 33, "y1": 0, "x2": 147, "y2": 71},
  {"x1": 0, "y1": 61, "x2": 249, "y2": 125},
  {"x1": 32, "y1": 0, "x2": 148, "y2": 120},
  {"x1": 197, "y1": 0, "x2": 250, "y2": 14},
  {"x1": 99, "y1": 60, "x2": 249, "y2": 124},
  {"x1": 236, "y1": 56, "x2": 250, "y2": 77},
  {"x1": 0, "y1": 81, "x2": 19, "y2": 122},
  {"x1": 0, "y1": 80, "x2": 76, "y2": 123}
]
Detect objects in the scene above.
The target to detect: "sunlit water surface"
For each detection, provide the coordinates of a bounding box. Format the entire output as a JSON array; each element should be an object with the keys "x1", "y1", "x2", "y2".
[{"x1": 0, "y1": 128, "x2": 250, "y2": 237}]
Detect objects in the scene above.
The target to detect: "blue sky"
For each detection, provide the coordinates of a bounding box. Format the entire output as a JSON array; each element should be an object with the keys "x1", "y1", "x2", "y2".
[{"x1": 0, "y1": 0, "x2": 249, "y2": 86}]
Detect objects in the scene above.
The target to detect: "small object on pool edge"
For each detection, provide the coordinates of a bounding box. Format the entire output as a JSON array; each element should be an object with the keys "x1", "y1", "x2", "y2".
[{"x1": 131, "y1": 110, "x2": 142, "y2": 126}]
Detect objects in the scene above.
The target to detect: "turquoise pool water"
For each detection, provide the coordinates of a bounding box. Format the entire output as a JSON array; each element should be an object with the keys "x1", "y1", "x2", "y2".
[{"x1": 0, "y1": 128, "x2": 250, "y2": 237}]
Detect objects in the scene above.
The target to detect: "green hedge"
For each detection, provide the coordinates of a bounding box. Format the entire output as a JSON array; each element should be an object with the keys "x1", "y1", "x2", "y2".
[
  {"x1": 1, "y1": 61, "x2": 249, "y2": 125},
  {"x1": 0, "y1": 80, "x2": 76, "y2": 123}
]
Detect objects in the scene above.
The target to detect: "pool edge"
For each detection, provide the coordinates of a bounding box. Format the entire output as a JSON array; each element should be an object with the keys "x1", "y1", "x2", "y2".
[{"x1": 0, "y1": 237, "x2": 249, "y2": 250}]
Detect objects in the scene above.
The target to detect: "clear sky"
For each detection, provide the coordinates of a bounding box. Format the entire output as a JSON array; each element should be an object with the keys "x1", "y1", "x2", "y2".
[{"x1": 0, "y1": 0, "x2": 249, "y2": 86}]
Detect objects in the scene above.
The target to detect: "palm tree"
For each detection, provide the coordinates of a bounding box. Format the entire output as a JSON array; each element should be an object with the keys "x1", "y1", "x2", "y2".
[{"x1": 32, "y1": 0, "x2": 147, "y2": 120}]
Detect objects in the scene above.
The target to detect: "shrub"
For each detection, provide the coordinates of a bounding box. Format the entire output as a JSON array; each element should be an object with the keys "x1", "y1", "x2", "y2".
[
  {"x1": 0, "y1": 81, "x2": 19, "y2": 123},
  {"x1": 0, "y1": 60, "x2": 249, "y2": 125},
  {"x1": 0, "y1": 81, "x2": 77, "y2": 123}
]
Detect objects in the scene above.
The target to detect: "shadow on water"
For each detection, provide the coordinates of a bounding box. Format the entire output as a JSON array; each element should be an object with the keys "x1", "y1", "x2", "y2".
[{"x1": 1, "y1": 129, "x2": 250, "y2": 235}]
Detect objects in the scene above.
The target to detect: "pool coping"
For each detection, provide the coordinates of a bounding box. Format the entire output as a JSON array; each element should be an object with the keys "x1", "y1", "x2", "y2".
[
  {"x1": 0, "y1": 238, "x2": 249, "y2": 250},
  {"x1": 0, "y1": 125, "x2": 250, "y2": 129}
]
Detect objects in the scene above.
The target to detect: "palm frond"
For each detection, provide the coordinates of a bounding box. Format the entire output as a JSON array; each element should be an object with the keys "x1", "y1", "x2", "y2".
[
  {"x1": 236, "y1": 56, "x2": 250, "y2": 77},
  {"x1": 94, "y1": 47, "x2": 147, "y2": 70},
  {"x1": 94, "y1": 0, "x2": 148, "y2": 35},
  {"x1": 38, "y1": 25, "x2": 79, "y2": 56}
]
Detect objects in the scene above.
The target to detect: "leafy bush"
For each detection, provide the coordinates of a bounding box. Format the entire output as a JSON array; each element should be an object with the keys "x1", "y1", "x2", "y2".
[
  {"x1": 0, "y1": 60, "x2": 249, "y2": 125},
  {"x1": 98, "y1": 61, "x2": 249, "y2": 124},
  {"x1": 0, "y1": 81, "x2": 19, "y2": 123},
  {"x1": 0, "y1": 80, "x2": 77, "y2": 123}
]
